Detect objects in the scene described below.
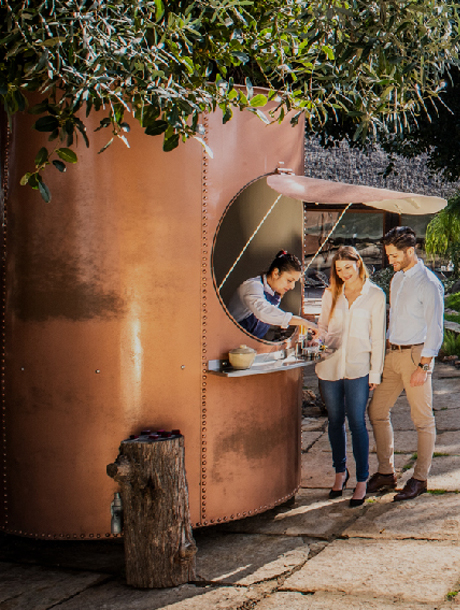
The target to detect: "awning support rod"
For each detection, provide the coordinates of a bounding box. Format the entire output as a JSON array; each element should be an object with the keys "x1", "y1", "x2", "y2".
[
  {"x1": 218, "y1": 194, "x2": 282, "y2": 292},
  {"x1": 304, "y1": 202, "x2": 353, "y2": 273}
]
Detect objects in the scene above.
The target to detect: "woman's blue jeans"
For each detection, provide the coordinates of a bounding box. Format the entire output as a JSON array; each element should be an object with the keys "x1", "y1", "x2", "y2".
[{"x1": 319, "y1": 376, "x2": 370, "y2": 482}]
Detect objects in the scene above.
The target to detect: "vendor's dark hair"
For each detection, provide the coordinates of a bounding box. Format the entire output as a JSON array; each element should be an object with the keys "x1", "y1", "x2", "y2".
[
  {"x1": 383, "y1": 226, "x2": 416, "y2": 250},
  {"x1": 267, "y1": 250, "x2": 301, "y2": 276}
]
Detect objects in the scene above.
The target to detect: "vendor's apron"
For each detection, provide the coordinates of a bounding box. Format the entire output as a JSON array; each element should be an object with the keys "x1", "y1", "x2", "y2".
[{"x1": 239, "y1": 276, "x2": 281, "y2": 339}]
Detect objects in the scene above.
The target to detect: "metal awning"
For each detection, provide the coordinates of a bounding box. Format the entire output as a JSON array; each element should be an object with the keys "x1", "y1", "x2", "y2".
[{"x1": 266, "y1": 175, "x2": 447, "y2": 215}]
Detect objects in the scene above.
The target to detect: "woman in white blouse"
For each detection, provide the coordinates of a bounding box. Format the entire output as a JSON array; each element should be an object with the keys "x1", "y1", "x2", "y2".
[
  {"x1": 315, "y1": 246, "x2": 386, "y2": 507},
  {"x1": 228, "y1": 251, "x2": 318, "y2": 340}
]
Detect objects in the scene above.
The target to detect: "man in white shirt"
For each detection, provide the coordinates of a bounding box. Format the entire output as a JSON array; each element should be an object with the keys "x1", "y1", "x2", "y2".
[{"x1": 367, "y1": 226, "x2": 444, "y2": 501}]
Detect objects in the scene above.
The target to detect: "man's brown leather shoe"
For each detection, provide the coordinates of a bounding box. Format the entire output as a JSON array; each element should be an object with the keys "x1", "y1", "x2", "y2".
[
  {"x1": 393, "y1": 478, "x2": 427, "y2": 502},
  {"x1": 366, "y1": 472, "x2": 397, "y2": 494}
]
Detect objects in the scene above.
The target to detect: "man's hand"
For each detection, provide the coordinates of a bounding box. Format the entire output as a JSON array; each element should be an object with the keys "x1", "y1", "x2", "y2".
[{"x1": 410, "y1": 367, "x2": 428, "y2": 387}]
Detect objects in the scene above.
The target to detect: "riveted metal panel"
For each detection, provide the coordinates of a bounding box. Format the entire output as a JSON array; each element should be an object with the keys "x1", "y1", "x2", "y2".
[{"x1": 1, "y1": 94, "x2": 305, "y2": 537}]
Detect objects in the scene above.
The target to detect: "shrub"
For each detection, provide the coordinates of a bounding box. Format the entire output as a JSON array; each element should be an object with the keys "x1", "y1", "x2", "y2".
[
  {"x1": 371, "y1": 267, "x2": 395, "y2": 303},
  {"x1": 445, "y1": 292, "x2": 460, "y2": 312},
  {"x1": 441, "y1": 330, "x2": 460, "y2": 357}
]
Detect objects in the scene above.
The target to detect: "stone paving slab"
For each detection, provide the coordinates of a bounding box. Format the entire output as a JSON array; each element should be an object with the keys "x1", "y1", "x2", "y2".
[
  {"x1": 301, "y1": 417, "x2": 326, "y2": 432},
  {"x1": 194, "y1": 532, "x2": 309, "y2": 585},
  {"x1": 435, "y1": 431, "x2": 460, "y2": 455},
  {"x1": 433, "y1": 378, "x2": 460, "y2": 402},
  {"x1": 343, "y1": 492, "x2": 460, "y2": 540},
  {"x1": 388, "y1": 403, "x2": 419, "y2": 431},
  {"x1": 436, "y1": 408, "x2": 460, "y2": 431},
  {"x1": 301, "y1": 431, "x2": 324, "y2": 453},
  {"x1": 0, "y1": 562, "x2": 108, "y2": 608},
  {"x1": 280, "y1": 538, "x2": 460, "y2": 604},
  {"x1": 218, "y1": 489, "x2": 361, "y2": 539},
  {"x1": 301, "y1": 452, "x2": 409, "y2": 489},
  {"x1": 398, "y1": 455, "x2": 460, "y2": 492},
  {"x1": 435, "y1": 363, "x2": 460, "y2": 379},
  {"x1": 53, "y1": 580, "x2": 252, "y2": 610},
  {"x1": 434, "y1": 393, "x2": 460, "y2": 412},
  {"x1": 254, "y1": 591, "x2": 435, "y2": 609},
  {"x1": 315, "y1": 426, "x2": 459, "y2": 456},
  {"x1": 162, "y1": 583, "x2": 275, "y2": 610}
]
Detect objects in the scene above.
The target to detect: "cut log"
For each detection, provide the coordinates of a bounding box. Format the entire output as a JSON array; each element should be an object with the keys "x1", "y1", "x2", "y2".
[{"x1": 107, "y1": 434, "x2": 197, "y2": 588}]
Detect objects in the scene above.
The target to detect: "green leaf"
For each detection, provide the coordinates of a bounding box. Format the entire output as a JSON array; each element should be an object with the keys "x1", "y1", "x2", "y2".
[
  {"x1": 42, "y1": 37, "x2": 67, "y2": 47},
  {"x1": 194, "y1": 136, "x2": 214, "y2": 158},
  {"x1": 145, "y1": 120, "x2": 168, "y2": 136},
  {"x1": 34, "y1": 116, "x2": 59, "y2": 132},
  {"x1": 155, "y1": 0, "x2": 164, "y2": 21},
  {"x1": 98, "y1": 138, "x2": 114, "y2": 154},
  {"x1": 250, "y1": 94, "x2": 268, "y2": 108},
  {"x1": 29, "y1": 101, "x2": 50, "y2": 115},
  {"x1": 322, "y1": 45, "x2": 335, "y2": 60},
  {"x1": 35, "y1": 147, "x2": 48, "y2": 166},
  {"x1": 28, "y1": 173, "x2": 40, "y2": 189},
  {"x1": 163, "y1": 133, "x2": 180, "y2": 152},
  {"x1": 254, "y1": 110, "x2": 271, "y2": 125},
  {"x1": 222, "y1": 106, "x2": 233, "y2": 123},
  {"x1": 232, "y1": 52, "x2": 250, "y2": 64},
  {"x1": 56, "y1": 148, "x2": 78, "y2": 163},
  {"x1": 13, "y1": 90, "x2": 27, "y2": 112},
  {"x1": 245, "y1": 77, "x2": 254, "y2": 100},
  {"x1": 38, "y1": 179, "x2": 51, "y2": 203},
  {"x1": 20, "y1": 172, "x2": 31, "y2": 186},
  {"x1": 52, "y1": 160, "x2": 66, "y2": 172}
]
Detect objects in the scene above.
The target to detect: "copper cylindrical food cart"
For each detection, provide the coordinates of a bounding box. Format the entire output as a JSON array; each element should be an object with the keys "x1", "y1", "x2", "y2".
[
  {"x1": 1, "y1": 97, "x2": 308, "y2": 538},
  {"x1": 0, "y1": 94, "x2": 446, "y2": 539}
]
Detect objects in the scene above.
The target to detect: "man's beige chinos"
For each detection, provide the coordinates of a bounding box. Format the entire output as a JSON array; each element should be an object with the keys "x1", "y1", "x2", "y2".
[{"x1": 368, "y1": 344, "x2": 435, "y2": 481}]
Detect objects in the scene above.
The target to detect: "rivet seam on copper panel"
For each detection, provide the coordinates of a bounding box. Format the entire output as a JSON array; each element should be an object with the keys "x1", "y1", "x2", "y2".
[
  {"x1": 0, "y1": 123, "x2": 10, "y2": 532},
  {"x1": 200, "y1": 114, "x2": 210, "y2": 523},
  {"x1": 192, "y1": 487, "x2": 300, "y2": 529},
  {"x1": 1, "y1": 526, "x2": 116, "y2": 539}
]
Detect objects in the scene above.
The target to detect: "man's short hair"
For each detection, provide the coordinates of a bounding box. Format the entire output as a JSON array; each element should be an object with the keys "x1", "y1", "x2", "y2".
[{"x1": 383, "y1": 226, "x2": 416, "y2": 250}]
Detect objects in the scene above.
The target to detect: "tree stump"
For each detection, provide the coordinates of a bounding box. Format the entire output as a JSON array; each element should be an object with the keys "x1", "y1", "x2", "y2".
[{"x1": 107, "y1": 432, "x2": 197, "y2": 588}]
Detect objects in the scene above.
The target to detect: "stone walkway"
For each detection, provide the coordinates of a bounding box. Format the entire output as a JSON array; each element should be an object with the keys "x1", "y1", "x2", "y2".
[{"x1": 1, "y1": 363, "x2": 460, "y2": 609}]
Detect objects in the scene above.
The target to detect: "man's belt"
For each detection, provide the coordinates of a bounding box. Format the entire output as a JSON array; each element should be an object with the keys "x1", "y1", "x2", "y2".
[{"x1": 388, "y1": 343, "x2": 424, "y2": 351}]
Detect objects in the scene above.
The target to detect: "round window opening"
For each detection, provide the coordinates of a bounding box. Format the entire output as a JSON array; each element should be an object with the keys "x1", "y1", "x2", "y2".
[{"x1": 212, "y1": 175, "x2": 304, "y2": 343}]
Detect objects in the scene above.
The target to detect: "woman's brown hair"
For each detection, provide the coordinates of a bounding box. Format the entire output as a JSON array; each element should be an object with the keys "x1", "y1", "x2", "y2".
[{"x1": 328, "y1": 246, "x2": 369, "y2": 321}]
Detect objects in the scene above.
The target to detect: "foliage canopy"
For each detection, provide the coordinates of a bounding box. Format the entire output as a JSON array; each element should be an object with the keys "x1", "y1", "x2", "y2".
[
  {"x1": 1, "y1": 0, "x2": 460, "y2": 200},
  {"x1": 426, "y1": 191, "x2": 460, "y2": 279}
]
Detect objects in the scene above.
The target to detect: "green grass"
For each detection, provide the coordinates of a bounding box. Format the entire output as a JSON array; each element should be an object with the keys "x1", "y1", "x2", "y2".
[
  {"x1": 445, "y1": 313, "x2": 460, "y2": 324},
  {"x1": 446, "y1": 292, "x2": 460, "y2": 312},
  {"x1": 433, "y1": 452, "x2": 450, "y2": 457},
  {"x1": 447, "y1": 591, "x2": 459, "y2": 601},
  {"x1": 402, "y1": 453, "x2": 417, "y2": 471},
  {"x1": 427, "y1": 489, "x2": 447, "y2": 495}
]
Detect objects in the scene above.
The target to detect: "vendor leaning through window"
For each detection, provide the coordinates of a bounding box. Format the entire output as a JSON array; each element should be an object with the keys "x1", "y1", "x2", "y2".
[{"x1": 228, "y1": 250, "x2": 318, "y2": 340}]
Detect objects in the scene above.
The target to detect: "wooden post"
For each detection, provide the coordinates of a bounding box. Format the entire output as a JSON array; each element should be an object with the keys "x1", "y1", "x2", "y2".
[{"x1": 107, "y1": 432, "x2": 197, "y2": 588}]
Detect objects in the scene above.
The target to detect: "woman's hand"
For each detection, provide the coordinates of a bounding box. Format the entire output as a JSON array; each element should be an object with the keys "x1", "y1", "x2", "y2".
[{"x1": 369, "y1": 383, "x2": 378, "y2": 391}]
